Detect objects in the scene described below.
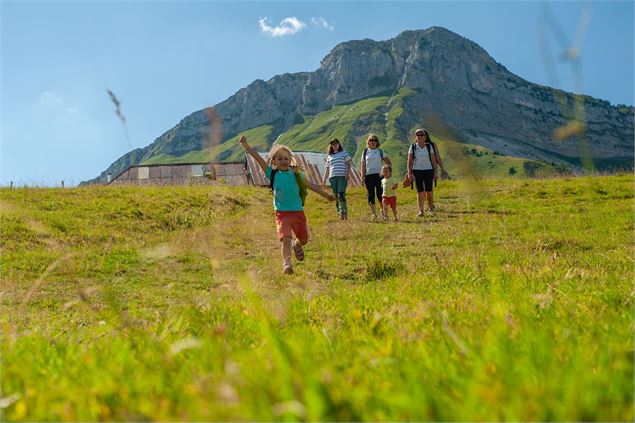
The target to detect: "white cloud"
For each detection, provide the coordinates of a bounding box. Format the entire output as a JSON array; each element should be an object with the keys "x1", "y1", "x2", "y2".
[
  {"x1": 39, "y1": 91, "x2": 63, "y2": 107},
  {"x1": 258, "y1": 17, "x2": 306, "y2": 37},
  {"x1": 311, "y1": 17, "x2": 335, "y2": 32},
  {"x1": 38, "y1": 91, "x2": 79, "y2": 114}
]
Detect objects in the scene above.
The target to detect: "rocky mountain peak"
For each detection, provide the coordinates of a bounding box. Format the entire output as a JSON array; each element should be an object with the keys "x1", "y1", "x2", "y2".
[{"x1": 85, "y1": 26, "x2": 633, "y2": 185}]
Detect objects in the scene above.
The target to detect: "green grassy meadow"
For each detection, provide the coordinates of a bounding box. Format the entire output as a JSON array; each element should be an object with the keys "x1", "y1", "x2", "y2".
[{"x1": 1, "y1": 174, "x2": 633, "y2": 421}]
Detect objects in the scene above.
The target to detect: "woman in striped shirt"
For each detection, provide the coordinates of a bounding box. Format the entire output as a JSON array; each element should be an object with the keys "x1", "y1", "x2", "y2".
[{"x1": 322, "y1": 138, "x2": 352, "y2": 220}]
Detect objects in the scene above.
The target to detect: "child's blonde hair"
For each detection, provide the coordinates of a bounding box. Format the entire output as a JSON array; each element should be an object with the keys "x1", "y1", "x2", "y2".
[
  {"x1": 267, "y1": 145, "x2": 303, "y2": 171},
  {"x1": 381, "y1": 164, "x2": 392, "y2": 175}
]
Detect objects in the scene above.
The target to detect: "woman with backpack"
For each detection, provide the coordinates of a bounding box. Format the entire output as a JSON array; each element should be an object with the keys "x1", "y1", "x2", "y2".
[
  {"x1": 407, "y1": 128, "x2": 447, "y2": 217},
  {"x1": 360, "y1": 134, "x2": 391, "y2": 221}
]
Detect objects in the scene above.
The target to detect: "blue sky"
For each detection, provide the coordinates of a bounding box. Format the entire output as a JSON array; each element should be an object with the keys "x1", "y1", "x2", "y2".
[{"x1": 1, "y1": 1, "x2": 633, "y2": 186}]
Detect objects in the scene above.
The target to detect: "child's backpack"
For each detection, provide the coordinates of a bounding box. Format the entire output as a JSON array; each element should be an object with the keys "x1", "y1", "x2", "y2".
[
  {"x1": 269, "y1": 169, "x2": 308, "y2": 206},
  {"x1": 362, "y1": 148, "x2": 384, "y2": 163}
]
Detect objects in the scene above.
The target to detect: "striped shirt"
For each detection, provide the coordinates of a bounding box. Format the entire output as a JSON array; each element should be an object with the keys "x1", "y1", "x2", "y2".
[{"x1": 325, "y1": 151, "x2": 351, "y2": 177}]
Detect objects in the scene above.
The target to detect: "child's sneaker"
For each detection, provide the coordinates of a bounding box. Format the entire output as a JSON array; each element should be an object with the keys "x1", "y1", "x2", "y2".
[
  {"x1": 283, "y1": 264, "x2": 294, "y2": 274},
  {"x1": 292, "y1": 240, "x2": 305, "y2": 261}
]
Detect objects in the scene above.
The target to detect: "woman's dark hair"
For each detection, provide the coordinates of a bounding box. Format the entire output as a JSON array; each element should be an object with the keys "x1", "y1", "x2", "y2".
[{"x1": 328, "y1": 138, "x2": 343, "y2": 154}]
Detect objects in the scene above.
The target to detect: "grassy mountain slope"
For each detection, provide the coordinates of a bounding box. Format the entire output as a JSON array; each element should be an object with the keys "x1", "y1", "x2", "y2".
[
  {"x1": 140, "y1": 125, "x2": 275, "y2": 165},
  {"x1": 2, "y1": 175, "x2": 633, "y2": 420},
  {"x1": 137, "y1": 88, "x2": 565, "y2": 178}
]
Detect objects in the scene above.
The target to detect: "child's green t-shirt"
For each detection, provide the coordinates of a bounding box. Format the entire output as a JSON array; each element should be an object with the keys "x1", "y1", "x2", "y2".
[
  {"x1": 381, "y1": 175, "x2": 399, "y2": 197},
  {"x1": 266, "y1": 166, "x2": 305, "y2": 211}
]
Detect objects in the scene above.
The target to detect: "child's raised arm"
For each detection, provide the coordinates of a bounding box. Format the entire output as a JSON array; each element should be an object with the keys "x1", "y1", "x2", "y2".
[
  {"x1": 239, "y1": 135, "x2": 268, "y2": 174},
  {"x1": 306, "y1": 179, "x2": 335, "y2": 202}
]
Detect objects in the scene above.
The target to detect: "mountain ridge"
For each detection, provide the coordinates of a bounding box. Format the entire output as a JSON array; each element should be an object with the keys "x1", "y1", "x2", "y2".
[{"x1": 85, "y1": 26, "x2": 633, "y2": 184}]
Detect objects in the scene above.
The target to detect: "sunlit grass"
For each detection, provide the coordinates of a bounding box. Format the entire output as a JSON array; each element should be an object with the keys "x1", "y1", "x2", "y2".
[{"x1": 1, "y1": 174, "x2": 633, "y2": 420}]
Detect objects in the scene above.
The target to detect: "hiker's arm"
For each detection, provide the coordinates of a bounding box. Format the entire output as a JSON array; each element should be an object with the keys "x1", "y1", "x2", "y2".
[
  {"x1": 407, "y1": 151, "x2": 414, "y2": 179},
  {"x1": 433, "y1": 144, "x2": 448, "y2": 178},
  {"x1": 306, "y1": 180, "x2": 335, "y2": 201},
  {"x1": 360, "y1": 157, "x2": 366, "y2": 178},
  {"x1": 430, "y1": 147, "x2": 439, "y2": 181},
  {"x1": 239, "y1": 135, "x2": 267, "y2": 173},
  {"x1": 345, "y1": 160, "x2": 351, "y2": 182}
]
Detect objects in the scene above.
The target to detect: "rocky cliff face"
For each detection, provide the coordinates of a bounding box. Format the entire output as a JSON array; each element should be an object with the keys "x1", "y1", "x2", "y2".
[{"x1": 87, "y1": 27, "x2": 633, "y2": 184}]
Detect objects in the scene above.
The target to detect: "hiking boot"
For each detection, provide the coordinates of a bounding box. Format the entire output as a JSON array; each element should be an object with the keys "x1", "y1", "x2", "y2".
[
  {"x1": 417, "y1": 210, "x2": 424, "y2": 217},
  {"x1": 283, "y1": 264, "x2": 294, "y2": 274},
  {"x1": 371, "y1": 214, "x2": 378, "y2": 222}
]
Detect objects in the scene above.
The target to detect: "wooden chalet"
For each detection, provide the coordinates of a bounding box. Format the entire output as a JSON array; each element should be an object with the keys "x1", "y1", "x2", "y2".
[
  {"x1": 106, "y1": 151, "x2": 364, "y2": 187},
  {"x1": 108, "y1": 162, "x2": 248, "y2": 186}
]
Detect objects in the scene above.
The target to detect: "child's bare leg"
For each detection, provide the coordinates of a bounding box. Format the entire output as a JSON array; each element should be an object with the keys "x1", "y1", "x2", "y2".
[
  {"x1": 281, "y1": 236, "x2": 293, "y2": 273},
  {"x1": 381, "y1": 203, "x2": 388, "y2": 219}
]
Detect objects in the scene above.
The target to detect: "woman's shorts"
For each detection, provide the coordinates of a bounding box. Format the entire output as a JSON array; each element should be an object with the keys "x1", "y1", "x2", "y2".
[
  {"x1": 275, "y1": 211, "x2": 308, "y2": 241},
  {"x1": 382, "y1": 196, "x2": 397, "y2": 210},
  {"x1": 413, "y1": 169, "x2": 434, "y2": 193}
]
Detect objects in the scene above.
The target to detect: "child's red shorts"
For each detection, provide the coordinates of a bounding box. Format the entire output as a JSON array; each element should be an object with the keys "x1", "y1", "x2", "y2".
[
  {"x1": 274, "y1": 211, "x2": 308, "y2": 241},
  {"x1": 382, "y1": 196, "x2": 397, "y2": 210}
]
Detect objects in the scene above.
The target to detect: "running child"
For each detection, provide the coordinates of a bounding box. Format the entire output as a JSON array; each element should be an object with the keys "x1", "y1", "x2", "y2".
[{"x1": 239, "y1": 135, "x2": 335, "y2": 274}]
